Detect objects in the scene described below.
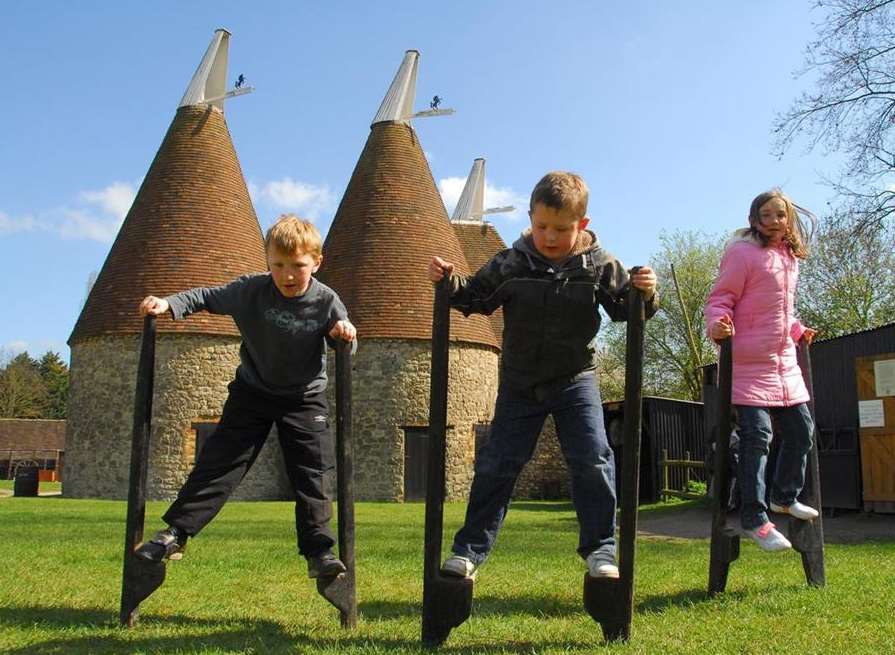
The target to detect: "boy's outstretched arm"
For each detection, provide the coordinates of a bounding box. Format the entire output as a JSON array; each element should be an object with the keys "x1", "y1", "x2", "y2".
[
  {"x1": 428, "y1": 254, "x2": 508, "y2": 316},
  {"x1": 598, "y1": 259, "x2": 659, "y2": 321},
  {"x1": 151, "y1": 277, "x2": 252, "y2": 320}
]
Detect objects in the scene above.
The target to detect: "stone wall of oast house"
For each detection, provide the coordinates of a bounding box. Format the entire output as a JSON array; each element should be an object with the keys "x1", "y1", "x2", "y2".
[
  {"x1": 513, "y1": 417, "x2": 571, "y2": 499},
  {"x1": 65, "y1": 334, "x2": 289, "y2": 500},
  {"x1": 326, "y1": 338, "x2": 499, "y2": 501}
]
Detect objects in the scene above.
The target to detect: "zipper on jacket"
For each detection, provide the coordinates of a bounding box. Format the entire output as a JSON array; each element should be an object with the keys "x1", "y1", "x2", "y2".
[{"x1": 780, "y1": 248, "x2": 789, "y2": 405}]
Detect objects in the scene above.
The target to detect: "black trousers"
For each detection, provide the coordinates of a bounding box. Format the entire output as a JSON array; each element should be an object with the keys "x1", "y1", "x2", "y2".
[{"x1": 163, "y1": 380, "x2": 336, "y2": 557}]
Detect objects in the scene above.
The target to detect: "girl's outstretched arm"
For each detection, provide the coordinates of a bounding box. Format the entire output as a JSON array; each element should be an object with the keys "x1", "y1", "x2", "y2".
[{"x1": 704, "y1": 246, "x2": 747, "y2": 340}]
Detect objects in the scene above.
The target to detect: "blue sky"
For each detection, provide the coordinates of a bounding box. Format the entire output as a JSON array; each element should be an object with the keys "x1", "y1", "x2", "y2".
[{"x1": 1, "y1": 1, "x2": 840, "y2": 362}]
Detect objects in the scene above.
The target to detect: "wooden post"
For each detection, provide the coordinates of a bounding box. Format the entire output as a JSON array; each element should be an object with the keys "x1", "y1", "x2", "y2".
[
  {"x1": 708, "y1": 338, "x2": 739, "y2": 596},
  {"x1": 119, "y1": 316, "x2": 166, "y2": 627},
  {"x1": 788, "y1": 340, "x2": 825, "y2": 587},
  {"x1": 315, "y1": 340, "x2": 359, "y2": 626},
  {"x1": 584, "y1": 272, "x2": 645, "y2": 642},
  {"x1": 684, "y1": 450, "x2": 691, "y2": 492},
  {"x1": 662, "y1": 449, "x2": 669, "y2": 502},
  {"x1": 421, "y1": 278, "x2": 473, "y2": 646}
]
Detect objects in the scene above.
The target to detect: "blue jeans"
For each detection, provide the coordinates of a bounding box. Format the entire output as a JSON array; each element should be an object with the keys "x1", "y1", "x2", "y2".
[
  {"x1": 735, "y1": 403, "x2": 814, "y2": 530},
  {"x1": 451, "y1": 371, "x2": 617, "y2": 564}
]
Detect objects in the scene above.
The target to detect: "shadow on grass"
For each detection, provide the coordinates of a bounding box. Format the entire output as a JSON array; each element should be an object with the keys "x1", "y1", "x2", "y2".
[
  {"x1": 0, "y1": 604, "x2": 594, "y2": 654},
  {"x1": 360, "y1": 592, "x2": 582, "y2": 621},
  {"x1": 635, "y1": 587, "x2": 746, "y2": 614},
  {"x1": 0, "y1": 605, "x2": 298, "y2": 655}
]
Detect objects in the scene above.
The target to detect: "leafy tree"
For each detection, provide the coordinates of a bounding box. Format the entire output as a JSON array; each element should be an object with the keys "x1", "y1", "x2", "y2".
[
  {"x1": 797, "y1": 215, "x2": 895, "y2": 337},
  {"x1": 0, "y1": 351, "x2": 48, "y2": 418},
  {"x1": 599, "y1": 231, "x2": 726, "y2": 401},
  {"x1": 775, "y1": 0, "x2": 895, "y2": 232},
  {"x1": 38, "y1": 351, "x2": 69, "y2": 419}
]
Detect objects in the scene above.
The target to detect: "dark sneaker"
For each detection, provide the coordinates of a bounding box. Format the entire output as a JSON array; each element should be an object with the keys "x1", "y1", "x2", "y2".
[
  {"x1": 135, "y1": 526, "x2": 187, "y2": 563},
  {"x1": 307, "y1": 550, "x2": 347, "y2": 579},
  {"x1": 441, "y1": 554, "x2": 477, "y2": 578}
]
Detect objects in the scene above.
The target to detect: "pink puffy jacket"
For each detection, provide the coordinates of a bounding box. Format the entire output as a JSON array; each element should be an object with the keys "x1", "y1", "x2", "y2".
[{"x1": 704, "y1": 230, "x2": 809, "y2": 407}]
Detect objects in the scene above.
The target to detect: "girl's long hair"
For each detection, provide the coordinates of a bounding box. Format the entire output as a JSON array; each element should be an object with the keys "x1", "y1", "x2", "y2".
[{"x1": 747, "y1": 189, "x2": 816, "y2": 259}]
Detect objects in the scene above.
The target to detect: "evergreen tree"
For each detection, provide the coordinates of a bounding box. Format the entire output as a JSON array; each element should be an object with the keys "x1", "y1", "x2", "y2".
[{"x1": 38, "y1": 351, "x2": 69, "y2": 419}]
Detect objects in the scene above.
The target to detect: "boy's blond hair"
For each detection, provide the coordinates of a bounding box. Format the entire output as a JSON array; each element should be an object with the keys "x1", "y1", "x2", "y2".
[
  {"x1": 264, "y1": 214, "x2": 323, "y2": 258},
  {"x1": 530, "y1": 171, "x2": 589, "y2": 217}
]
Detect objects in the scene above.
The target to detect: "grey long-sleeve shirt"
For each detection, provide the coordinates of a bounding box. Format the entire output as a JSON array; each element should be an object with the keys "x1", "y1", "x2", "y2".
[{"x1": 165, "y1": 274, "x2": 348, "y2": 399}]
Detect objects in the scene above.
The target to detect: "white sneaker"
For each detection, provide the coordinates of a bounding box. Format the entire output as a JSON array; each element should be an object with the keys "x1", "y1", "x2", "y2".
[
  {"x1": 770, "y1": 501, "x2": 819, "y2": 521},
  {"x1": 744, "y1": 522, "x2": 792, "y2": 552},
  {"x1": 586, "y1": 550, "x2": 620, "y2": 579},
  {"x1": 441, "y1": 554, "x2": 477, "y2": 578}
]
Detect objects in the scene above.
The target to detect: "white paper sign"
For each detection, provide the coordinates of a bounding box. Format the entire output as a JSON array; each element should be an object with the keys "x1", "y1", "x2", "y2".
[
  {"x1": 859, "y1": 399, "x2": 885, "y2": 428},
  {"x1": 874, "y1": 359, "x2": 895, "y2": 397}
]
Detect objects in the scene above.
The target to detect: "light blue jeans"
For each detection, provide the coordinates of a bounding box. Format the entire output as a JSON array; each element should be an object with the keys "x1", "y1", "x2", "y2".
[{"x1": 735, "y1": 403, "x2": 814, "y2": 530}]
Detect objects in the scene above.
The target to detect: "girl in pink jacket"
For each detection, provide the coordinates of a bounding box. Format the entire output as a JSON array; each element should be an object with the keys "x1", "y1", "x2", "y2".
[{"x1": 705, "y1": 189, "x2": 818, "y2": 552}]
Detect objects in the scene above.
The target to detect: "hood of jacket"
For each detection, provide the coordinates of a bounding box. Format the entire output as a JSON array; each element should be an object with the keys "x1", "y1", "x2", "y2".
[{"x1": 512, "y1": 228, "x2": 600, "y2": 267}]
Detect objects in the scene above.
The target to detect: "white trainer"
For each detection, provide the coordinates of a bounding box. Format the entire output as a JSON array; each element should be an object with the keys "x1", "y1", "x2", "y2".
[
  {"x1": 770, "y1": 501, "x2": 819, "y2": 521},
  {"x1": 441, "y1": 554, "x2": 477, "y2": 578},
  {"x1": 586, "y1": 550, "x2": 620, "y2": 579},
  {"x1": 744, "y1": 522, "x2": 792, "y2": 552}
]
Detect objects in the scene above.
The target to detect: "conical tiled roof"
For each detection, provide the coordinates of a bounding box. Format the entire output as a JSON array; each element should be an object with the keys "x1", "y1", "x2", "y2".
[
  {"x1": 69, "y1": 104, "x2": 265, "y2": 343},
  {"x1": 318, "y1": 122, "x2": 497, "y2": 347},
  {"x1": 452, "y1": 221, "x2": 507, "y2": 343}
]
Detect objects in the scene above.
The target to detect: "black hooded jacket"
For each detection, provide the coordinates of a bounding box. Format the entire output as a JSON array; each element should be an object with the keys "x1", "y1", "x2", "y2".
[{"x1": 449, "y1": 229, "x2": 658, "y2": 395}]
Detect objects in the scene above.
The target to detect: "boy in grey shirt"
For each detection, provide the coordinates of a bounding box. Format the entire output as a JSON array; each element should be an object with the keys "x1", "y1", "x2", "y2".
[{"x1": 137, "y1": 215, "x2": 355, "y2": 578}]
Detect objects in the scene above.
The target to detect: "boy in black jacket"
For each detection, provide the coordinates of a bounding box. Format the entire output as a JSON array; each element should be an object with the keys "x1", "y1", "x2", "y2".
[{"x1": 429, "y1": 172, "x2": 657, "y2": 579}]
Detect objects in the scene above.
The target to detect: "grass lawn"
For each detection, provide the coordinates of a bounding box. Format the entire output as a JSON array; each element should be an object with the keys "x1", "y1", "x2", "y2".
[
  {"x1": 0, "y1": 497, "x2": 893, "y2": 654},
  {"x1": 0, "y1": 480, "x2": 62, "y2": 494}
]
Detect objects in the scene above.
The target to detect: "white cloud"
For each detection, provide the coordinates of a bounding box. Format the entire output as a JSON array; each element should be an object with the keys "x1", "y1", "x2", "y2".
[
  {"x1": 1, "y1": 181, "x2": 137, "y2": 243},
  {"x1": 437, "y1": 177, "x2": 467, "y2": 217},
  {"x1": 80, "y1": 182, "x2": 136, "y2": 221},
  {"x1": 485, "y1": 184, "x2": 528, "y2": 220},
  {"x1": 0, "y1": 211, "x2": 41, "y2": 235},
  {"x1": 4, "y1": 341, "x2": 29, "y2": 355},
  {"x1": 438, "y1": 177, "x2": 527, "y2": 221},
  {"x1": 57, "y1": 181, "x2": 136, "y2": 242},
  {"x1": 57, "y1": 208, "x2": 122, "y2": 243},
  {"x1": 256, "y1": 177, "x2": 337, "y2": 222}
]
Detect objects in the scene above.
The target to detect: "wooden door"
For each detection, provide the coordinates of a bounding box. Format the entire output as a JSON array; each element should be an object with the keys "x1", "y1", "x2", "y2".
[
  {"x1": 855, "y1": 354, "x2": 895, "y2": 512},
  {"x1": 404, "y1": 428, "x2": 429, "y2": 501}
]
